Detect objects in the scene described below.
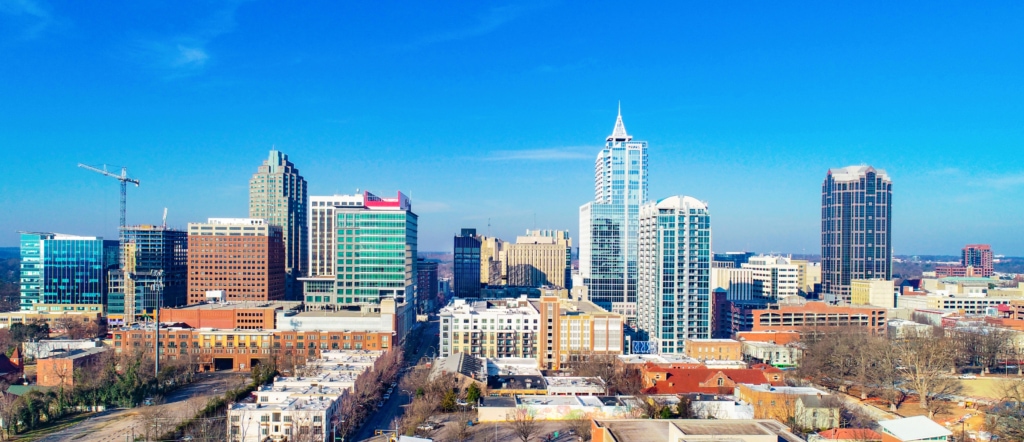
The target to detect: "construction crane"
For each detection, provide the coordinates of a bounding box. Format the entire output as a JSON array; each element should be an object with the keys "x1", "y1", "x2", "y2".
[{"x1": 77, "y1": 163, "x2": 140, "y2": 229}]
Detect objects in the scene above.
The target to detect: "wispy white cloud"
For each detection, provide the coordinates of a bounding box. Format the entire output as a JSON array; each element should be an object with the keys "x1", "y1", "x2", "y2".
[
  {"x1": 0, "y1": 0, "x2": 53, "y2": 39},
  {"x1": 927, "y1": 167, "x2": 961, "y2": 177},
  {"x1": 983, "y1": 173, "x2": 1024, "y2": 190},
  {"x1": 409, "y1": 3, "x2": 539, "y2": 48},
  {"x1": 483, "y1": 147, "x2": 593, "y2": 161},
  {"x1": 130, "y1": 1, "x2": 248, "y2": 75}
]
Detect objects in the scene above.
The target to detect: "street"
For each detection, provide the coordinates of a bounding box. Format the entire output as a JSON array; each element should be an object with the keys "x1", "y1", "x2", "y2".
[{"x1": 353, "y1": 319, "x2": 439, "y2": 441}]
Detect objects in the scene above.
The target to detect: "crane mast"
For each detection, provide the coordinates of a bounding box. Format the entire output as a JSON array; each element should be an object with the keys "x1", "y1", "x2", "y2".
[{"x1": 77, "y1": 163, "x2": 140, "y2": 229}]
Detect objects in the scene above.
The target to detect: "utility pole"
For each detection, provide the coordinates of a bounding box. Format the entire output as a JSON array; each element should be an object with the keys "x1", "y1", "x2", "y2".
[{"x1": 152, "y1": 279, "x2": 164, "y2": 377}]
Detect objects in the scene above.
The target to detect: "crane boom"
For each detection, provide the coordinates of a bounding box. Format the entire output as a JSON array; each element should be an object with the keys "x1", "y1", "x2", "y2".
[{"x1": 78, "y1": 163, "x2": 140, "y2": 230}]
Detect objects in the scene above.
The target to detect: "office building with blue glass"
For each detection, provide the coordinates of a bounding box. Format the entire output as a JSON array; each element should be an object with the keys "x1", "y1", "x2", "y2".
[
  {"x1": 579, "y1": 108, "x2": 648, "y2": 320},
  {"x1": 453, "y1": 228, "x2": 482, "y2": 298},
  {"x1": 19, "y1": 232, "x2": 118, "y2": 312}
]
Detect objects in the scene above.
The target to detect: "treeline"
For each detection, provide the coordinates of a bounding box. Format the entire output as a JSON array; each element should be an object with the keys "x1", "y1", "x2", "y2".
[
  {"x1": 798, "y1": 327, "x2": 983, "y2": 417},
  {"x1": 0, "y1": 349, "x2": 195, "y2": 438}
]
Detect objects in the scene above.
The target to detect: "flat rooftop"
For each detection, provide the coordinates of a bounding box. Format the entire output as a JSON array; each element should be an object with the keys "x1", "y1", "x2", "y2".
[
  {"x1": 172, "y1": 301, "x2": 301, "y2": 311},
  {"x1": 543, "y1": 376, "x2": 605, "y2": 388},
  {"x1": 230, "y1": 397, "x2": 335, "y2": 412},
  {"x1": 40, "y1": 347, "x2": 107, "y2": 360},
  {"x1": 595, "y1": 419, "x2": 805, "y2": 442}
]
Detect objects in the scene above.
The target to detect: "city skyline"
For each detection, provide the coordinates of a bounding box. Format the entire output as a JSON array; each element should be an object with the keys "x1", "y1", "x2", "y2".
[{"x1": 3, "y1": 2, "x2": 1024, "y2": 255}]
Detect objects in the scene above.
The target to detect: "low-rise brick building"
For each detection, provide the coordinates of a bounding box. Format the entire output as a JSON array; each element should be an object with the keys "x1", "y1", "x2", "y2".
[
  {"x1": 110, "y1": 326, "x2": 393, "y2": 372},
  {"x1": 36, "y1": 347, "x2": 109, "y2": 388}
]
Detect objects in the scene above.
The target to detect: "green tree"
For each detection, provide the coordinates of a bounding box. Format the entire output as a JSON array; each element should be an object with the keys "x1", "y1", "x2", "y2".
[
  {"x1": 440, "y1": 390, "x2": 457, "y2": 413},
  {"x1": 465, "y1": 383, "x2": 481, "y2": 405},
  {"x1": 658, "y1": 406, "x2": 673, "y2": 419}
]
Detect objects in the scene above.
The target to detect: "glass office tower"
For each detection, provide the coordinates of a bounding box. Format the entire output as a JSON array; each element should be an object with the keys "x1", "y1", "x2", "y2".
[
  {"x1": 19, "y1": 232, "x2": 118, "y2": 311},
  {"x1": 453, "y1": 228, "x2": 482, "y2": 298},
  {"x1": 302, "y1": 191, "x2": 417, "y2": 308},
  {"x1": 636, "y1": 196, "x2": 712, "y2": 354},
  {"x1": 821, "y1": 166, "x2": 892, "y2": 304},
  {"x1": 579, "y1": 108, "x2": 648, "y2": 319},
  {"x1": 107, "y1": 225, "x2": 188, "y2": 320},
  {"x1": 249, "y1": 149, "x2": 308, "y2": 300}
]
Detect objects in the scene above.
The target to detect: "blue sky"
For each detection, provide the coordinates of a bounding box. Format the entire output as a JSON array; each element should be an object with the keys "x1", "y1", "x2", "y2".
[{"x1": 2, "y1": 1, "x2": 1022, "y2": 255}]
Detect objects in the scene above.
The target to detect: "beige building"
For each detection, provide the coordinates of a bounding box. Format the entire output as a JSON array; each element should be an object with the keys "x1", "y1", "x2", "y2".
[
  {"x1": 792, "y1": 260, "x2": 821, "y2": 296},
  {"x1": 851, "y1": 279, "x2": 895, "y2": 308},
  {"x1": 503, "y1": 230, "x2": 572, "y2": 288},
  {"x1": 439, "y1": 290, "x2": 624, "y2": 370},
  {"x1": 479, "y1": 236, "x2": 505, "y2": 285},
  {"x1": 683, "y1": 338, "x2": 743, "y2": 362},
  {"x1": 711, "y1": 267, "x2": 754, "y2": 301},
  {"x1": 536, "y1": 290, "x2": 624, "y2": 370}
]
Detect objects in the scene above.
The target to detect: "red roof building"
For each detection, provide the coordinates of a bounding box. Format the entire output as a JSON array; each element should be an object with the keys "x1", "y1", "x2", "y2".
[{"x1": 641, "y1": 362, "x2": 785, "y2": 395}]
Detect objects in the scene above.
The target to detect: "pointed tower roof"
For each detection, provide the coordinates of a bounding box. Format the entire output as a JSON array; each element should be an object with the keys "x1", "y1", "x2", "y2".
[{"x1": 607, "y1": 102, "x2": 632, "y2": 142}]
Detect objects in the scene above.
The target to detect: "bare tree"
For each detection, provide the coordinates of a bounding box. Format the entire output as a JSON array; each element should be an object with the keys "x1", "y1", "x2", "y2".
[
  {"x1": 565, "y1": 410, "x2": 593, "y2": 440},
  {"x1": 894, "y1": 329, "x2": 963, "y2": 416},
  {"x1": 0, "y1": 392, "x2": 16, "y2": 441},
  {"x1": 506, "y1": 406, "x2": 538, "y2": 442},
  {"x1": 445, "y1": 412, "x2": 473, "y2": 442},
  {"x1": 984, "y1": 378, "x2": 1024, "y2": 441}
]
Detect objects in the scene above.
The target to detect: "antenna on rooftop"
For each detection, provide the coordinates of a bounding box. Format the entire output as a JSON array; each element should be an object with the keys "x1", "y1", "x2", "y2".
[{"x1": 162, "y1": 208, "x2": 168, "y2": 227}]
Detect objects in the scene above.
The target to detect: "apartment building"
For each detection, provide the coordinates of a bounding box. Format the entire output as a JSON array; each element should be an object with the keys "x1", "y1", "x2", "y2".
[
  {"x1": 536, "y1": 291, "x2": 624, "y2": 370},
  {"x1": 439, "y1": 296, "x2": 540, "y2": 359},
  {"x1": 438, "y1": 292, "x2": 624, "y2": 368}
]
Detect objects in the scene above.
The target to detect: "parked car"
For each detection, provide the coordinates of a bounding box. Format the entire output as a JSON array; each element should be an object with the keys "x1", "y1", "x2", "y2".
[
  {"x1": 377, "y1": 401, "x2": 384, "y2": 408},
  {"x1": 383, "y1": 394, "x2": 391, "y2": 400}
]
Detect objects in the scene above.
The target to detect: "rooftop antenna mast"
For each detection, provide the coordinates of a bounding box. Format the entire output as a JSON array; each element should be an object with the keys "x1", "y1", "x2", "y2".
[{"x1": 162, "y1": 208, "x2": 168, "y2": 228}]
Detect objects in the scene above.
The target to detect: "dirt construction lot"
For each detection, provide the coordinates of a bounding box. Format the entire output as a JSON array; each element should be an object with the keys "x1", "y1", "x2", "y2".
[{"x1": 32, "y1": 371, "x2": 248, "y2": 442}]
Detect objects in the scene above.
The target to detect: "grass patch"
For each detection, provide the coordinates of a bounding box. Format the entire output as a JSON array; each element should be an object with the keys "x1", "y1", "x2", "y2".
[{"x1": 11, "y1": 412, "x2": 93, "y2": 441}]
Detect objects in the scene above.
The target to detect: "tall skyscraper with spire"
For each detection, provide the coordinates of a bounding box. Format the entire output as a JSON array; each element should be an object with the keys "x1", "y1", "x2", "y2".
[
  {"x1": 249, "y1": 149, "x2": 308, "y2": 300},
  {"x1": 579, "y1": 106, "x2": 648, "y2": 320}
]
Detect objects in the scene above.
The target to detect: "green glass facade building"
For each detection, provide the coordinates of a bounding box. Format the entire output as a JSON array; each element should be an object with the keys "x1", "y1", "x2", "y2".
[{"x1": 303, "y1": 191, "x2": 417, "y2": 309}]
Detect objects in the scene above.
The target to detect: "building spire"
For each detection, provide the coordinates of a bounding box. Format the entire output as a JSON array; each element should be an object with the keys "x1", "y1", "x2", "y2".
[{"x1": 607, "y1": 102, "x2": 632, "y2": 142}]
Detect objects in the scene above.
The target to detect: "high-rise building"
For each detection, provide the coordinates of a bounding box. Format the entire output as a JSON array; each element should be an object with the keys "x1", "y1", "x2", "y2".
[
  {"x1": 454, "y1": 229, "x2": 482, "y2": 298},
  {"x1": 742, "y1": 255, "x2": 800, "y2": 302},
  {"x1": 107, "y1": 225, "x2": 188, "y2": 323},
  {"x1": 301, "y1": 192, "x2": 417, "y2": 308},
  {"x1": 579, "y1": 108, "x2": 648, "y2": 319},
  {"x1": 821, "y1": 166, "x2": 892, "y2": 304},
  {"x1": 637, "y1": 196, "x2": 712, "y2": 354},
  {"x1": 307, "y1": 194, "x2": 365, "y2": 278},
  {"x1": 962, "y1": 244, "x2": 994, "y2": 276},
  {"x1": 417, "y1": 258, "x2": 439, "y2": 313},
  {"x1": 249, "y1": 149, "x2": 308, "y2": 300},
  {"x1": 503, "y1": 230, "x2": 572, "y2": 288},
  {"x1": 480, "y1": 236, "x2": 505, "y2": 286},
  {"x1": 186, "y1": 218, "x2": 285, "y2": 304},
  {"x1": 19, "y1": 232, "x2": 118, "y2": 312}
]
